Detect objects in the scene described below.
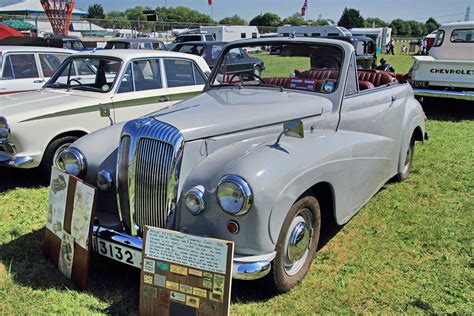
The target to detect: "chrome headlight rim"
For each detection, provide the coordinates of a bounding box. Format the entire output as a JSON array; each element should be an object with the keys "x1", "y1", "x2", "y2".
[
  {"x1": 60, "y1": 147, "x2": 87, "y2": 177},
  {"x1": 216, "y1": 175, "x2": 253, "y2": 216},
  {"x1": 97, "y1": 169, "x2": 114, "y2": 191},
  {"x1": 0, "y1": 116, "x2": 10, "y2": 139},
  {"x1": 185, "y1": 186, "x2": 206, "y2": 215}
]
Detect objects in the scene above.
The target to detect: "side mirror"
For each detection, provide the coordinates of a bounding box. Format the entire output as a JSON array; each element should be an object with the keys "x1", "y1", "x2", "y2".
[
  {"x1": 283, "y1": 120, "x2": 304, "y2": 139},
  {"x1": 274, "y1": 119, "x2": 304, "y2": 146}
]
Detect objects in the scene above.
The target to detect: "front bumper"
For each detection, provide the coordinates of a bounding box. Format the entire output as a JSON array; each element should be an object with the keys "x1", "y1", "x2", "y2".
[
  {"x1": 93, "y1": 225, "x2": 274, "y2": 281},
  {"x1": 414, "y1": 88, "x2": 474, "y2": 101},
  {"x1": 0, "y1": 154, "x2": 34, "y2": 168}
]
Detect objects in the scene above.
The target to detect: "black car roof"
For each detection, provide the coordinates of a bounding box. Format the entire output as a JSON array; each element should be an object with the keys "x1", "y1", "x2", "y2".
[
  {"x1": 108, "y1": 38, "x2": 165, "y2": 43},
  {"x1": 174, "y1": 41, "x2": 228, "y2": 46}
]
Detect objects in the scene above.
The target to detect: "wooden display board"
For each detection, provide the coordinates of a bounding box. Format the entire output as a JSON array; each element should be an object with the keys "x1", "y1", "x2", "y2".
[
  {"x1": 43, "y1": 167, "x2": 97, "y2": 290},
  {"x1": 140, "y1": 226, "x2": 234, "y2": 316}
]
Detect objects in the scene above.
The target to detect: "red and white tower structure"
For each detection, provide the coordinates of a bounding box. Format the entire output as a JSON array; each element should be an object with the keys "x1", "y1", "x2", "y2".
[{"x1": 40, "y1": 0, "x2": 75, "y2": 36}]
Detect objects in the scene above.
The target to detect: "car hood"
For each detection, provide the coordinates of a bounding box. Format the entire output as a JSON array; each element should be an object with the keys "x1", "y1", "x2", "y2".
[
  {"x1": 150, "y1": 88, "x2": 332, "y2": 141},
  {"x1": 0, "y1": 89, "x2": 105, "y2": 123}
]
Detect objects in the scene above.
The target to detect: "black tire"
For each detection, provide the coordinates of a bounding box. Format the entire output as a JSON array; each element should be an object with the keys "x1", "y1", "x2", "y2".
[
  {"x1": 268, "y1": 195, "x2": 321, "y2": 293},
  {"x1": 40, "y1": 135, "x2": 78, "y2": 179},
  {"x1": 396, "y1": 135, "x2": 415, "y2": 182},
  {"x1": 253, "y1": 66, "x2": 262, "y2": 78}
]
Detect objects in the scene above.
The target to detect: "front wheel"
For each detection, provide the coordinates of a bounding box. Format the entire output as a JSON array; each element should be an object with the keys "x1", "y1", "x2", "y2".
[{"x1": 268, "y1": 195, "x2": 321, "y2": 293}]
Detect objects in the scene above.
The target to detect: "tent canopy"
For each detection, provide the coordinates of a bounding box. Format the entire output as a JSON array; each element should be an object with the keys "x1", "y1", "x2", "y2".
[
  {"x1": 0, "y1": 24, "x2": 23, "y2": 40},
  {"x1": 1, "y1": 19, "x2": 36, "y2": 31}
]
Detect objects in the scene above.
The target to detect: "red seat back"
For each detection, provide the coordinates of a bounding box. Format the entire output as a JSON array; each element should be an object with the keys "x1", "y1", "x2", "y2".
[{"x1": 357, "y1": 70, "x2": 397, "y2": 87}]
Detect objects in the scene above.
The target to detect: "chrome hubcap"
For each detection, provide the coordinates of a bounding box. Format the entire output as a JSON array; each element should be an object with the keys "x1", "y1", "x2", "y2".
[
  {"x1": 53, "y1": 143, "x2": 72, "y2": 171},
  {"x1": 284, "y1": 208, "x2": 313, "y2": 276}
]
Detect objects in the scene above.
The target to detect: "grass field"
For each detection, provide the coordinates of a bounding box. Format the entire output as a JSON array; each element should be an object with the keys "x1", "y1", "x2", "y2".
[{"x1": 1, "y1": 51, "x2": 473, "y2": 314}]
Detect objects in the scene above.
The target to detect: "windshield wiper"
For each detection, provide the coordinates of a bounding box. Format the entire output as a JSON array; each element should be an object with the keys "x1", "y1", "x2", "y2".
[{"x1": 68, "y1": 86, "x2": 103, "y2": 92}]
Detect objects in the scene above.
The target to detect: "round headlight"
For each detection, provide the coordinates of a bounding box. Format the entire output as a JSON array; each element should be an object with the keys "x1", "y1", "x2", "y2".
[
  {"x1": 185, "y1": 186, "x2": 205, "y2": 215},
  {"x1": 216, "y1": 175, "x2": 252, "y2": 216},
  {"x1": 58, "y1": 148, "x2": 86, "y2": 176},
  {"x1": 97, "y1": 170, "x2": 113, "y2": 191},
  {"x1": 0, "y1": 117, "x2": 8, "y2": 129}
]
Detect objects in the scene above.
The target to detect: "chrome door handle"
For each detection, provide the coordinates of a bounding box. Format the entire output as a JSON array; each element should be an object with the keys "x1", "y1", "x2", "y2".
[
  {"x1": 33, "y1": 79, "x2": 45, "y2": 83},
  {"x1": 158, "y1": 96, "x2": 170, "y2": 102}
]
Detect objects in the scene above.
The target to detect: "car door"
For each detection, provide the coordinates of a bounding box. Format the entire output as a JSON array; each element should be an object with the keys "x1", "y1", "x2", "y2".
[
  {"x1": 162, "y1": 58, "x2": 206, "y2": 104},
  {"x1": 111, "y1": 58, "x2": 173, "y2": 122},
  {"x1": 337, "y1": 54, "x2": 404, "y2": 212},
  {"x1": 0, "y1": 52, "x2": 44, "y2": 94}
]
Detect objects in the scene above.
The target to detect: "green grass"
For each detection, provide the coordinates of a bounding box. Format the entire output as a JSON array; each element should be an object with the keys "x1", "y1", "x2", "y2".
[{"x1": 1, "y1": 54, "x2": 473, "y2": 314}]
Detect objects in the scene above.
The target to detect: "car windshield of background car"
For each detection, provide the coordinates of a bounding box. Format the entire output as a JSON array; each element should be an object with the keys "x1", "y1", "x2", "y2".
[{"x1": 45, "y1": 57, "x2": 122, "y2": 93}]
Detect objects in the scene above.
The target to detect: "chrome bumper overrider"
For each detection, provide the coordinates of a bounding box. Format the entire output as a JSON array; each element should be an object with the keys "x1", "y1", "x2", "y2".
[
  {"x1": 414, "y1": 88, "x2": 474, "y2": 101},
  {"x1": 93, "y1": 225, "x2": 273, "y2": 280},
  {"x1": 0, "y1": 154, "x2": 34, "y2": 168}
]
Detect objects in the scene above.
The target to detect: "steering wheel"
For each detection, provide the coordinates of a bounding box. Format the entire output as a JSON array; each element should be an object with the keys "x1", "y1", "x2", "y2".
[{"x1": 68, "y1": 78, "x2": 82, "y2": 85}]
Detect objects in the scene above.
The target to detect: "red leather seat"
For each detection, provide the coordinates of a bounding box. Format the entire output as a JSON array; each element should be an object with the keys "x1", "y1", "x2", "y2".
[
  {"x1": 359, "y1": 81, "x2": 375, "y2": 90},
  {"x1": 264, "y1": 77, "x2": 293, "y2": 87},
  {"x1": 357, "y1": 70, "x2": 397, "y2": 87},
  {"x1": 295, "y1": 69, "x2": 340, "y2": 80}
]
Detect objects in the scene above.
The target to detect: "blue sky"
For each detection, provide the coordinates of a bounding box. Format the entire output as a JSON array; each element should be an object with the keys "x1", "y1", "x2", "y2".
[{"x1": 3, "y1": 0, "x2": 472, "y2": 23}]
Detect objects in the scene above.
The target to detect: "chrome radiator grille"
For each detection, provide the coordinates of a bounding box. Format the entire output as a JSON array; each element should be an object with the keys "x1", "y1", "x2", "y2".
[
  {"x1": 116, "y1": 118, "x2": 184, "y2": 236},
  {"x1": 134, "y1": 138, "x2": 174, "y2": 229}
]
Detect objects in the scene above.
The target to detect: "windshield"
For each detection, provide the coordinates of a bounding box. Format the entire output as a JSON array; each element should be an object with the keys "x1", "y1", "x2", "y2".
[
  {"x1": 210, "y1": 42, "x2": 344, "y2": 94},
  {"x1": 45, "y1": 56, "x2": 122, "y2": 93}
]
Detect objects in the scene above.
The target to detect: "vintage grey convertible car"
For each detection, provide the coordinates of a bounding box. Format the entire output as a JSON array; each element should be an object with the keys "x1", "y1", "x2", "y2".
[{"x1": 59, "y1": 38, "x2": 428, "y2": 293}]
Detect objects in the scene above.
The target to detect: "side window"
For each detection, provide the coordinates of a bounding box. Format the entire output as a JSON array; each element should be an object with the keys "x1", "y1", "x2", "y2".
[
  {"x1": 241, "y1": 33, "x2": 246, "y2": 39},
  {"x1": 72, "y1": 41, "x2": 85, "y2": 50},
  {"x1": 118, "y1": 64, "x2": 134, "y2": 93},
  {"x1": 193, "y1": 64, "x2": 206, "y2": 85},
  {"x1": 39, "y1": 53, "x2": 68, "y2": 77},
  {"x1": 205, "y1": 35, "x2": 215, "y2": 41},
  {"x1": 434, "y1": 30, "x2": 445, "y2": 47},
  {"x1": 252, "y1": 32, "x2": 258, "y2": 38},
  {"x1": 164, "y1": 59, "x2": 196, "y2": 87},
  {"x1": 2, "y1": 55, "x2": 14, "y2": 79},
  {"x1": 132, "y1": 59, "x2": 162, "y2": 91},
  {"x1": 344, "y1": 54, "x2": 358, "y2": 97},
  {"x1": 4, "y1": 54, "x2": 39, "y2": 79},
  {"x1": 139, "y1": 42, "x2": 153, "y2": 50},
  {"x1": 451, "y1": 29, "x2": 474, "y2": 42}
]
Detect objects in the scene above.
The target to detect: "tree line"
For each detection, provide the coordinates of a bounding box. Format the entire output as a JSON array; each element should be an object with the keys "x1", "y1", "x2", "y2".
[{"x1": 87, "y1": 4, "x2": 441, "y2": 36}]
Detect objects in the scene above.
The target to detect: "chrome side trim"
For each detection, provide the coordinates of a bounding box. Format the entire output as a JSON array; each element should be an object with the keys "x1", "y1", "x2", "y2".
[
  {"x1": 0, "y1": 154, "x2": 34, "y2": 168},
  {"x1": 414, "y1": 88, "x2": 474, "y2": 101}
]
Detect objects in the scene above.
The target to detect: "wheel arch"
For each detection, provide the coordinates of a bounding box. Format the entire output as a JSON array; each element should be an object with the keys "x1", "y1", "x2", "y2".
[{"x1": 41, "y1": 129, "x2": 88, "y2": 164}]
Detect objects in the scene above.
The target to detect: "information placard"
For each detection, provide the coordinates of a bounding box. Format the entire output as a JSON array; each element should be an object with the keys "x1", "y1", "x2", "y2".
[
  {"x1": 43, "y1": 167, "x2": 97, "y2": 290},
  {"x1": 140, "y1": 226, "x2": 234, "y2": 316}
]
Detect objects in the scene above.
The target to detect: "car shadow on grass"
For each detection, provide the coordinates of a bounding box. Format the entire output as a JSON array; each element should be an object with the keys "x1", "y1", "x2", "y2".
[
  {"x1": 422, "y1": 99, "x2": 474, "y2": 121},
  {"x1": 0, "y1": 168, "x2": 46, "y2": 193},
  {"x1": 1, "y1": 222, "x2": 344, "y2": 309}
]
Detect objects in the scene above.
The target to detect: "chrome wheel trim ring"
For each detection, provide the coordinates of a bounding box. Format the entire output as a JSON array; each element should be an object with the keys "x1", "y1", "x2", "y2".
[
  {"x1": 53, "y1": 142, "x2": 72, "y2": 171},
  {"x1": 402, "y1": 143, "x2": 412, "y2": 174},
  {"x1": 283, "y1": 208, "x2": 313, "y2": 276}
]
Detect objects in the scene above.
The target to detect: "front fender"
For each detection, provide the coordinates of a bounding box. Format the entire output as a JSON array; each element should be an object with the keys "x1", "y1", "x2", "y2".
[
  {"x1": 397, "y1": 96, "x2": 426, "y2": 174},
  {"x1": 178, "y1": 129, "x2": 366, "y2": 255}
]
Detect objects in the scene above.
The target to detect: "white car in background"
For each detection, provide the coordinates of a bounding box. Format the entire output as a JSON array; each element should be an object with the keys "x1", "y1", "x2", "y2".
[
  {"x1": 0, "y1": 46, "x2": 75, "y2": 95},
  {"x1": 0, "y1": 49, "x2": 210, "y2": 176},
  {"x1": 409, "y1": 21, "x2": 474, "y2": 101}
]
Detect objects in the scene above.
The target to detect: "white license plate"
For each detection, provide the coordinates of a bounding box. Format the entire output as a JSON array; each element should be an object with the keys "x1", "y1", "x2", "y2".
[{"x1": 93, "y1": 237, "x2": 142, "y2": 268}]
